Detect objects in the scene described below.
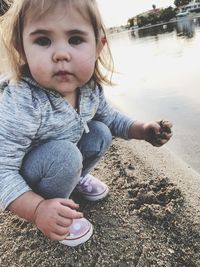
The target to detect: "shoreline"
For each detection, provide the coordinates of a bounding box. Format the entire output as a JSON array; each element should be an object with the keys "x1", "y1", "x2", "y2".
[{"x1": 126, "y1": 139, "x2": 200, "y2": 217}]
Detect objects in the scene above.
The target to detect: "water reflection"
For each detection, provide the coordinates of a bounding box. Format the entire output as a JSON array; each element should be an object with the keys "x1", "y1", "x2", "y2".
[
  {"x1": 133, "y1": 23, "x2": 174, "y2": 38},
  {"x1": 176, "y1": 18, "x2": 195, "y2": 38},
  {"x1": 130, "y1": 16, "x2": 200, "y2": 39}
]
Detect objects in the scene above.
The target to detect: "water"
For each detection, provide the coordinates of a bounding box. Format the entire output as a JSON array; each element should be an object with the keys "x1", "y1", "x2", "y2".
[{"x1": 105, "y1": 17, "x2": 200, "y2": 173}]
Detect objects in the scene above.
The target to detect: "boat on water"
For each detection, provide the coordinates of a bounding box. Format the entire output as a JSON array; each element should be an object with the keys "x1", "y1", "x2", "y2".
[
  {"x1": 176, "y1": 10, "x2": 191, "y2": 18},
  {"x1": 176, "y1": 1, "x2": 200, "y2": 17},
  {"x1": 182, "y1": 1, "x2": 200, "y2": 12}
]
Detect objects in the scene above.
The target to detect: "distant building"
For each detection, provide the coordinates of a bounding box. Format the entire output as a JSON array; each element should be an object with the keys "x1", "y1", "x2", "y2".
[
  {"x1": 137, "y1": 8, "x2": 161, "y2": 18},
  {"x1": 180, "y1": 1, "x2": 200, "y2": 13}
]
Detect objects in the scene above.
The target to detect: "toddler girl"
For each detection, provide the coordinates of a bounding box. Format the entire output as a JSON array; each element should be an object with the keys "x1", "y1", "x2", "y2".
[{"x1": 0, "y1": 0, "x2": 172, "y2": 246}]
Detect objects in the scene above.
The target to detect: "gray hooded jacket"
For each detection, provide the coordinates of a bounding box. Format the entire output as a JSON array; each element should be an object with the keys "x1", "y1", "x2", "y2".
[{"x1": 0, "y1": 76, "x2": 134, "y2": 210}]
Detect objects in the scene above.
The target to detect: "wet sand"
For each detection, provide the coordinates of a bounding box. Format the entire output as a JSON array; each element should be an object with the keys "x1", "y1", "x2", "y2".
[{"x1": 0, "y1": 138, "x2": 200, "y2": 267}]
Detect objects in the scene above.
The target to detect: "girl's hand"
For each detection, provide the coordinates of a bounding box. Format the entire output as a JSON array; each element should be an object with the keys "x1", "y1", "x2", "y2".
[
  {"x1": 34, "y1": 198, "x2": 83, "y2": 241},
  {"x1": 144, "y1": 120, "x2": 173, "y2": 146}
]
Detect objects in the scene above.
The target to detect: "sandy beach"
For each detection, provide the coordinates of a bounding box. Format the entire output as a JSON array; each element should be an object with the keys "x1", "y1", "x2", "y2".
[{"x1": 0, "y1": 138, "x2": 200, "y2": 267}]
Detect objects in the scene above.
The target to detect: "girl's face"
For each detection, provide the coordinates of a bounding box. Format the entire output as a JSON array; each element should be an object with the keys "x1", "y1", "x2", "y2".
[{"x1": 22, "y1": 3, "x2": 101, "y2": 96}]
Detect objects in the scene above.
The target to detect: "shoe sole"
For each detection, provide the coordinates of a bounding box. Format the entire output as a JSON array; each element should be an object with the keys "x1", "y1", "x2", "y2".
[
  {"x1": 81, "y1": 185, "x2": 109, "y2": 201},
  {"x1": 59, "y1": 222, "x2": 93, "y2": 247}
]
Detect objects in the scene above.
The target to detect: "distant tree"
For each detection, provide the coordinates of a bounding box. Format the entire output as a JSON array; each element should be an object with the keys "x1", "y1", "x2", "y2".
[
  {"x1": 127, "y1": 17, "x2": 135, "y2": 27},
  {"x1": 152, "y1": 4, "x2": 156, "y2": 10},
  {"x1": 159, "y1": 6, "x2": 176, "y2": 21},
  {"x1": 149, "y1": 13, "x2": 159, "y2": 24},
  {"x1": 137, "y1": 15, "x2": 150, "y2": 27},
  {"x1": 128, "y1": 4, "x2": 178, "y2": 28},
  {"x1": 174, "y1": 0, "x2": 190, "y2": 7}
]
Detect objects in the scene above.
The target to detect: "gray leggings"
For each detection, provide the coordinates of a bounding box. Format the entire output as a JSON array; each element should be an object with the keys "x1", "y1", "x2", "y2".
[{"x1": 20, "y1": 121, "x2": 112, "y2": 199}]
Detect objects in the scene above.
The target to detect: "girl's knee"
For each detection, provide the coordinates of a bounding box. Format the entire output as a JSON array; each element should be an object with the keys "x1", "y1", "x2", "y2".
[
  {"x1": 89, "y1": 121, "x2": 112, "y2": 146},
  {"x1": 21, "y1": 140, "x2": 83, "y2": 199},
  {"x1": 78, "y1": 120, "x2": 112, "y2": 160},
  {"x1": 21, "y1": 140, "x2": 83, "y2": 183},
  {"x1": 47, "y1": 140, "x2": 83, "y2": 175}
]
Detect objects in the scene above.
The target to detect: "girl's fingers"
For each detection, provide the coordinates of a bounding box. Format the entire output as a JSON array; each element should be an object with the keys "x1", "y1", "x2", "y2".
[
  {"x1": 59, "y1": 198, "x2": 79, "y2": 209},
  {"x1": 162, "y1": 120, "x2": 173, "y2": 129},
  {"x1": 56, "y1": 217, "x2": 73, "y2": 228},
  {"x1": 159, "y1": 120, "x2": 173, "y2": 133},
  {"x1": 52, "y1": 224, "x2": 70, "y2": 236},
  {"x1": 162, "y1": 132, "x2": 173, "y2": 140},
  {"x1": 151, "y1": 133, "x2": 172, "y2": 146},
  {"x1": 58, "y1": 205, "x2": 83, "y2": 219},
  {"x1": 48, "y1": 231, "x2": 69, "y2": 241}
]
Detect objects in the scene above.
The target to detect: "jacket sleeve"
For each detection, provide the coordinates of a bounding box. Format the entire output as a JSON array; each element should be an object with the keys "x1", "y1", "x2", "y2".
[
  {"x1": 94, "y1": 84, "x2": 134, "y2": 139},
  {"x1": 0, "y1": 83, "x2": 41, "y2": 210}
]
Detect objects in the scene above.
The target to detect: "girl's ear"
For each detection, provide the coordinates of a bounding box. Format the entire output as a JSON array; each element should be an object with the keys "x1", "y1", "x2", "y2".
[
  {"x1": 96, "y1": 37, "x2": 107, "y2": 59},
  {"x1": 101, "y1": 36, "x2": 107, "y2": 46}
]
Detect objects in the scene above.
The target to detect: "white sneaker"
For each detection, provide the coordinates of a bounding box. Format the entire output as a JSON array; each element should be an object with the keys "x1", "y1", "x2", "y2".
[{"x1": 59, "y1": 218, "x2": 93, "y2": 247}]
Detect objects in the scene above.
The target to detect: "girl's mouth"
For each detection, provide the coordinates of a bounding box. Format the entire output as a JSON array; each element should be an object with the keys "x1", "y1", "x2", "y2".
[
  {"x1": 54, "y1": 71, "x2": 73, "y2": 81},
  {"x1": 55, "y1": 70, "x2": 72, "y2": 76}
]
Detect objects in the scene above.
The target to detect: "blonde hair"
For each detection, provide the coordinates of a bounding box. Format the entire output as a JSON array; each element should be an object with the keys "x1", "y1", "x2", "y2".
[{"x1": 0, "y1": 0, "x2": 114, "y2": 85}]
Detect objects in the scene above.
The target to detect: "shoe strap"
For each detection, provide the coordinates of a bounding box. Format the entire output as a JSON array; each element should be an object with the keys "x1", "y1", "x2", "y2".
[{"x1": 79, "y1": 174, "x2": 93, "y2": 185}]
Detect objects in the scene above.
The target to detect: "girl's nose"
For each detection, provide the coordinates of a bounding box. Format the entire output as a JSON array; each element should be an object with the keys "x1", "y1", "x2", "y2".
[{"x1": 52, "y1": 49, "x2": 71, "y2": 62}]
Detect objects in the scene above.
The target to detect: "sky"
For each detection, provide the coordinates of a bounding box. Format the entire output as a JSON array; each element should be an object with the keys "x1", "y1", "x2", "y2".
[{"x1": 97, "y1": 0, "x2": 175, "y2": 27}]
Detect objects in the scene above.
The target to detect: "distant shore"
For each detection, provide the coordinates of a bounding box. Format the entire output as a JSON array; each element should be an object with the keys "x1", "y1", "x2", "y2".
[{"x1": 108, "y1": 13, "x2": 200, "y2": 36}]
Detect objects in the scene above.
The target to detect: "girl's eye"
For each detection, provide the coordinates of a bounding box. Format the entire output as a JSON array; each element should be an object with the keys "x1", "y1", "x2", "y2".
[
  {"x1": 69, "y1": 36, "x2": 83, "y2": 45},
  {"x1": 35, "y1": 37, "x2": 51, "y2": 46}
]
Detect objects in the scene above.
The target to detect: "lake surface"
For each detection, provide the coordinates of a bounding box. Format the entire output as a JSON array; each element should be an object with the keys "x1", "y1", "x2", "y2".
[{"x1": 105, "y1": 17, "x2": 200, "y2": 173}]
